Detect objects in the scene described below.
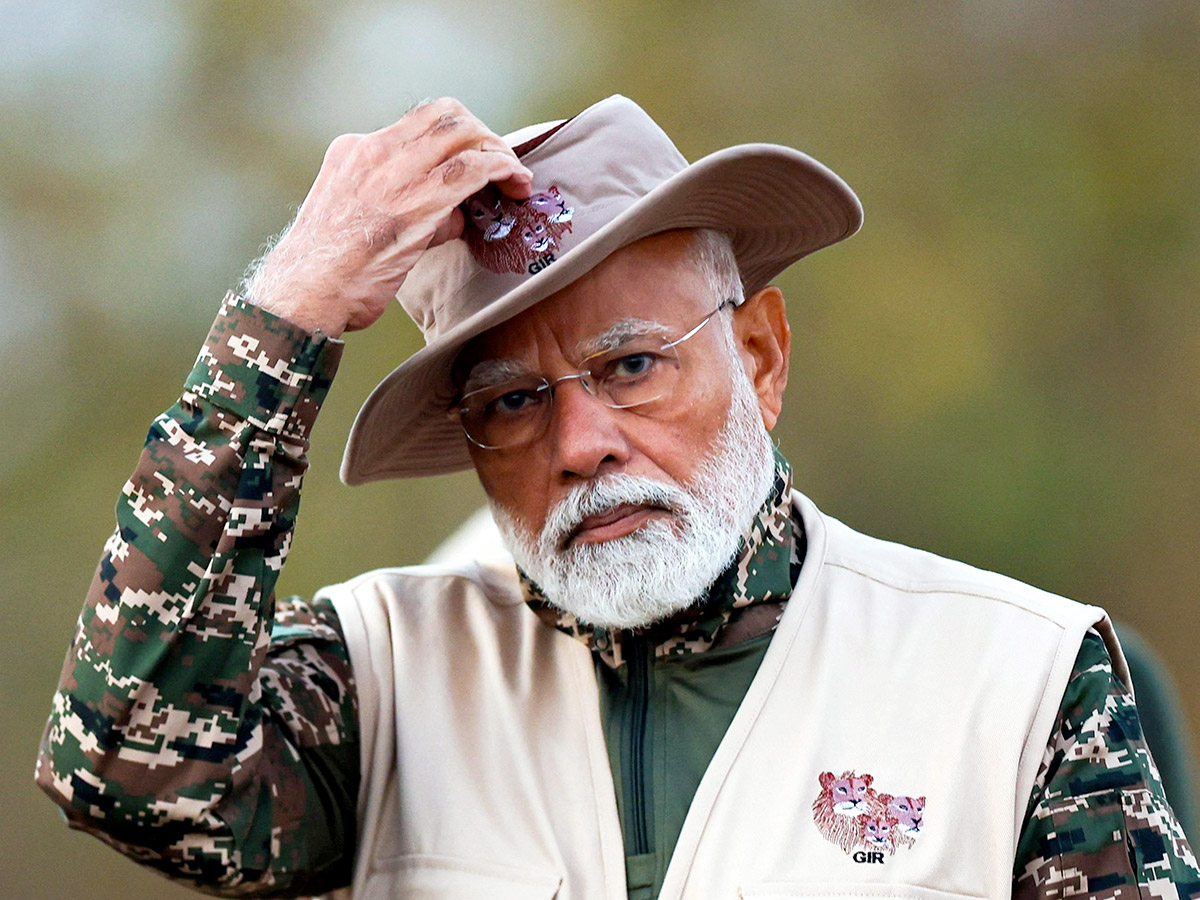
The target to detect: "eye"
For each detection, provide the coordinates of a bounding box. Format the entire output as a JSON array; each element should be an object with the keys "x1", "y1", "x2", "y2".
[
  {"x1": 467, "y1": 383, "x2": 547, "y2": 421},
  {"x1": 609, "y1": 352, "x2": 656, "y2": 379},
  {"x1": 836, "y1": 786, "x2": 847, "y2": 795},
  {"x1": 899, "y1": 803, "x2": 909, "y2": 811},
  {"x1": 489, "y1": 389, "x2": 541, "y2": 415}
]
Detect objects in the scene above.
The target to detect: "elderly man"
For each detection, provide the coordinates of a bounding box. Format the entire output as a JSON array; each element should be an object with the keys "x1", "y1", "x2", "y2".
[{"x1": 37, "y1": 96, "x2": 1197, "y2": 900}]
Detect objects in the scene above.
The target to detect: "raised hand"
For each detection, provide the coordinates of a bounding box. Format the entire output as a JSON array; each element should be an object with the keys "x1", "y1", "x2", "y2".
[{"x1": 247, "y1": 97, "x2": 533, "y2": 337}]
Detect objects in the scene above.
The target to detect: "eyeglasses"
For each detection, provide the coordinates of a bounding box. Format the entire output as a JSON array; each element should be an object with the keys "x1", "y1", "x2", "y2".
[{"x1": 454, "y1": 300, "x2": 734, "y2": 450}]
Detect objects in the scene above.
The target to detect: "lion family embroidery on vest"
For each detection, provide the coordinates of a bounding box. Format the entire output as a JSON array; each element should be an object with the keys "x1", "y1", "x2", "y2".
[
  {"x1": 464, "y1": 184, "x2": 574, "y2": 275},
  {"x1": 811, "y1": 770, "x2": 925, "y2": 860}
]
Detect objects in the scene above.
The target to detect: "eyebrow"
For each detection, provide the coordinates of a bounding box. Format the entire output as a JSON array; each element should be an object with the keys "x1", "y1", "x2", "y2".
[
  {"x1": 575, "y1": 317, "x2": 671, "y2": 358},
  {"x1": 461, "y1": 317, "x2": 674, "y2": 396},
  {"x1": 461, "y1": 358, "x2": 535, "y2": 395}
]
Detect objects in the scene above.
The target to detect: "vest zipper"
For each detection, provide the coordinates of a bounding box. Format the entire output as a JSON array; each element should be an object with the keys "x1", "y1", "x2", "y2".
[{"x1": 627, "y1": 632, "x2": 652, "y2": 855}]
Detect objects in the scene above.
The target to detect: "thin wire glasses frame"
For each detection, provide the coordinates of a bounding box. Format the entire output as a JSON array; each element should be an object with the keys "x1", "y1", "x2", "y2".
[{"x1": 454, "y1": 299, "x2": 736, "y2": 450}]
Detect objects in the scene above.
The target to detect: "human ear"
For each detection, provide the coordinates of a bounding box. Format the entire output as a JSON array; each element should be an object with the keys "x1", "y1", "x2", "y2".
[{"x1": 732, "y1": 286, "x2": 790, "y2": 431}]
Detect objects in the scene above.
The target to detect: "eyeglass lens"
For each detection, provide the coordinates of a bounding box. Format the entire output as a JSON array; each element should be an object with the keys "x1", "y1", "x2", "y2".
[{"x1": 457, "y1": 302, "x2": 728, "y2": 450}]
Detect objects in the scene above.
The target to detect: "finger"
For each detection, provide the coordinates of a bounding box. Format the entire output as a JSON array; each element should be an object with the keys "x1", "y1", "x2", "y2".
[
  {"x1": 428, "y1": 207, "x2": 465, "y2": 249},
  {"x1": 493, "y1": 168, "x2": 534, "y2": 200},
  {"x1": 376, "y1": 96, "x2": 463, "y2": 140},
  {"x1": 390, "y1": 96, "x2": 467, "y2": 133},
  {"x1": 431, "y1": 149, "x2": 534, "y2": 205},
  {"x1": 388, "y1": 100, "x2": 527, "y2": 174},
  {"x1": 360, "y1": 101, "x2": 537, "y2": 211},
  {"x1": 380, "y1": 99, "x2": 494, "y2": 158},
  {"x1": 463, "y1": 138, "x2": 533, "y2": 184},
  {"x1": 425, "y1": 120, "x2": 524, "y2": 175}
]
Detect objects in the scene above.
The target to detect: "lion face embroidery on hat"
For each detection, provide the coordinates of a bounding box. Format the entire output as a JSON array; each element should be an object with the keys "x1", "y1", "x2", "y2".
[
  {"x1": 463, "y1": 184, "x2": 574, "y2": 275},
  {"x1": 811, "y1": 770, "x2": 925, "y2": 861}
]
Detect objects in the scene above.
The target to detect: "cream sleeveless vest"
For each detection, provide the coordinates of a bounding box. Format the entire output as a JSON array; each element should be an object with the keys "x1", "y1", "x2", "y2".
[{"x1": 322, "y1": 492, "x2": 1124, "y2": 900}]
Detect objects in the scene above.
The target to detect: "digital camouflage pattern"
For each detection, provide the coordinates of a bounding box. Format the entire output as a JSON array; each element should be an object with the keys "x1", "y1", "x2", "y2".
[
  {"x1": 36, "y1": 296, "x2": 1198, "y2": 898},
  {"x1": 521, "y1": 450, "x2": 802, "y2": 668},
  {"x1": 1015, "y1": 630, "x2": 1200, "y2": 900},
  {"x1": 36, "y1": 294, "x2": 359, "y2": 897}
]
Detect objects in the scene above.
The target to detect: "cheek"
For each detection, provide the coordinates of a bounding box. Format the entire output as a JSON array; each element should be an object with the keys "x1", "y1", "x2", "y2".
[
  {"x1": 684, "y1": 358, "x2": 738, "y2": 414},
  {"x1": 470, "y1": 446, "x2": 553, "y2": 528},
  {"x1": 648, "y1": 382, "x2": 734, "y2": 456}
]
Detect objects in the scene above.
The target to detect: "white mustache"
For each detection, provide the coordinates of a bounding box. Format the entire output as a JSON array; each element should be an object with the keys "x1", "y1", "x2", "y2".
[{"x1": 541, "y1": 475, "x2": 688, "y2": 550}]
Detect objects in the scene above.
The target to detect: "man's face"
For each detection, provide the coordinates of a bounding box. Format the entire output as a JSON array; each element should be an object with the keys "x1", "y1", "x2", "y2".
[
  {"x1": 457, "y1": 230, "x2": 782, "y2": 627},
  {"x1": 460, "y1": 230, "x2": 749, "y2": 541}
]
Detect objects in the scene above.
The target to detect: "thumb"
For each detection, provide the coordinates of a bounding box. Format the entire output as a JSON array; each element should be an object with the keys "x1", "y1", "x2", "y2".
[{"x1": 428, "y1": 207, "x2": 466, "y2": 249}]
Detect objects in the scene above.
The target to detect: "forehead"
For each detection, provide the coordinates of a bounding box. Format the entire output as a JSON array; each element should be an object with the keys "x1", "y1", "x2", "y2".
[{"x1": 458, "y1": 230, "x2": 714, "y2": 371}]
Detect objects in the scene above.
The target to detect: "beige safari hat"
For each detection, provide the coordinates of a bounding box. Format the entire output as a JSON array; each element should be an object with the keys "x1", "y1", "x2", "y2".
[{"x1": 341, "y1": 94, "x2": 862, "y2": 483}]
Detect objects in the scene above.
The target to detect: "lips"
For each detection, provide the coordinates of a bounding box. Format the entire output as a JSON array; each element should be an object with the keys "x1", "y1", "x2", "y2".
[{"x1": 565, "y1": 503, "x2": 668, "y2": 547}]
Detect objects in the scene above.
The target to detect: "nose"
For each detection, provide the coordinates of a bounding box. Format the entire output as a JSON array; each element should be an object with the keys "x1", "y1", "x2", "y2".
[{"x1": 547, "y1": 376, "x2": 630, "y2": 481}]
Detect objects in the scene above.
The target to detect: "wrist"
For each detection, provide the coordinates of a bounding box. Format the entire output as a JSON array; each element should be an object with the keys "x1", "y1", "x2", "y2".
[
  {"x1": 248, "y1": 291, "x2": 347, "y2": 338},
  {"x1": 244, "y1": 254, "x2": 349, "y2": 338}
]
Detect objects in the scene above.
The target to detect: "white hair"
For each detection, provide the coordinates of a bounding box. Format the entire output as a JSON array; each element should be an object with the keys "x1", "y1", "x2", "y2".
[
  {"x1": 688, "y1": 228, "x2": 744, "y2": 309},
  {"x1": 238, "y1": 217, "x2": 293, "y2": 304},
  {"x1": 685, "y1": 228, "x2": 747, "y2": 379}
]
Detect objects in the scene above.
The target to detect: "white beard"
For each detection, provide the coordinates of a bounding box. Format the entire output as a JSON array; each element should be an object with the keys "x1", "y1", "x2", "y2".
[{"x1": 490, "y1": 364, "x2": 775, "y2": 630}]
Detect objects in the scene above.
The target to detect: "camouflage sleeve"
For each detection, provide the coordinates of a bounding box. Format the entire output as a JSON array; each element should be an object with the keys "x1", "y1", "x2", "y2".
[
  {"x1": 35, "y1": 292, "x2": 360, "y2": 898},
  {"x1": 1014, "y1": 629, "x2": 1200, "y2": 900}
]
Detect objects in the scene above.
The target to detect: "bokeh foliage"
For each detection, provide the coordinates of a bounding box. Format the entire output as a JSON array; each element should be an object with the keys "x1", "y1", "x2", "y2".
[{"x1": 1, "y1": 2, "x2": 1196, "y2": 897}]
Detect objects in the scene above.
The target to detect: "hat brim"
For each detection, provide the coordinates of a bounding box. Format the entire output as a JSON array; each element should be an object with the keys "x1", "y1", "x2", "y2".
[{"x1": 340, "y1": 142, "x2": 862, "y2": 484}]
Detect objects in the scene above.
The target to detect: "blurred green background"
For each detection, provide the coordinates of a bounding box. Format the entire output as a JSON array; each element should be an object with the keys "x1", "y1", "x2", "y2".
[{"x1": 2, "y1": 2, "x2": 1197, "y2": 896}]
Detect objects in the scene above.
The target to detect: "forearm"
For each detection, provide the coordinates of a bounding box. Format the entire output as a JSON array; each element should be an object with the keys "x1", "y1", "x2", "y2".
[{"x1": 36, "y1": 293, "x2": 351, "y2": 894}]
